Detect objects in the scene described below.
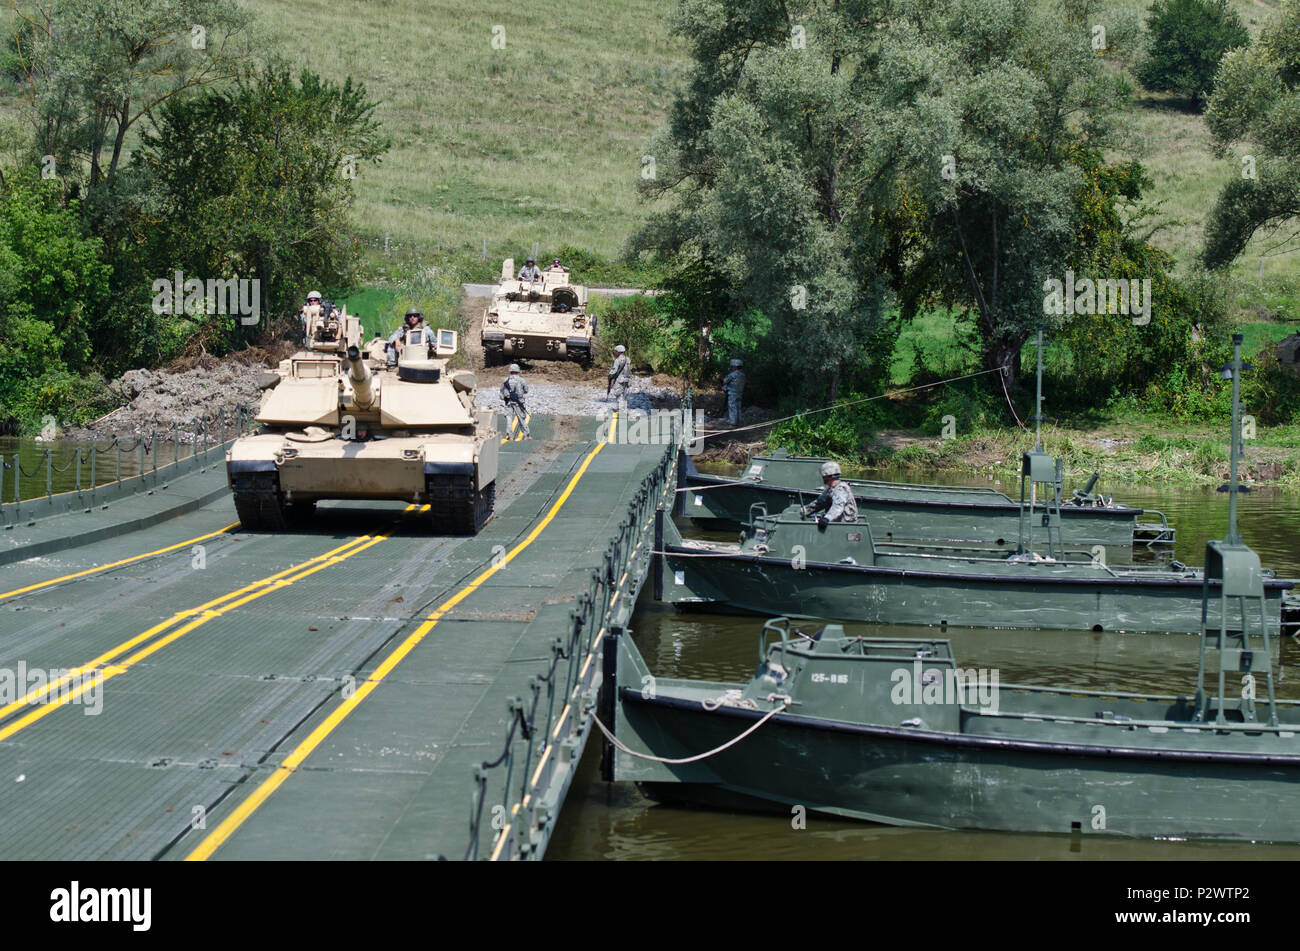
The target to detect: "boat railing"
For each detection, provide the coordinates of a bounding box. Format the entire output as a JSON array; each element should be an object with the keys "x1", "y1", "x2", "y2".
[
  {"x1": 758, "y1": 617, "x2": 792, "y2": 665},
  {"x1": 1133, "y1": 509, "x2": 1176, "y2": 547},
  {"x1": 465, "y1": 406, "x2": 685, "y2": 861},
  {"x1": 845, "y1": 478, "x2": 1010, "y2": 498}
]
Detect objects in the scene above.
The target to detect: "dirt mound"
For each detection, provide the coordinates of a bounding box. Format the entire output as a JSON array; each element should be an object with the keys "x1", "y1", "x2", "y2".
[{"x1": 66, "y1": 346, "x2": 278, "y2": 442}]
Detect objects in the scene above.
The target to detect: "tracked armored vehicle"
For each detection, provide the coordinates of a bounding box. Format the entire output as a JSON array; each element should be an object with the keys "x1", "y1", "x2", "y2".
[
  {"x1": 481, "y1": 258, "x2": 593, "y2": 366},
  {"x1": 227, "y1": 306, "x2": 499, "y2": 534}
]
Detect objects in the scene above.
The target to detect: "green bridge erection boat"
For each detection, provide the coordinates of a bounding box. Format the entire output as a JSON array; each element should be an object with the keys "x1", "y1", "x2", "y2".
[
  {"x1": 612, "y1": 499, "x2": 1300, "y2": 842},
  {"x1": 658, "y1": 504, "x2": 1298, "y2": 635},
  {"x1": 681, "y1": 451, "x2": 1174, "y2": 552}
]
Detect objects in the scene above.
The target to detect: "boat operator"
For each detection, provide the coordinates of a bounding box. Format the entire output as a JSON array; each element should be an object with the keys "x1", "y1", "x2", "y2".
[{"x1": 801, "y1": 461, "x2": 858, "y2": 527}]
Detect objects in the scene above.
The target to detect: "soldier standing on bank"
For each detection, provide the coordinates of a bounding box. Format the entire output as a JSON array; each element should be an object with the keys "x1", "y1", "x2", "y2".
[
  {"x1": 607, "y1": 344, "x2": 631, "y2": 409},
  {"x1": 501, "y1": 364, "x2": 531, "y2": 439},
  {"x1": 722, "y1": 358, "x2": 745, "y2": 426},
  {"x1": 801, "y1": 461, "x2": 858, "y2": 527}
]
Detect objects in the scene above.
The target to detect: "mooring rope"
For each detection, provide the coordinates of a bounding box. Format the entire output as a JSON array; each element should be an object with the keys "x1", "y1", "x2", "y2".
[
  {"x1": 692, "y1": 366, "x2": 1009, "y2": 441},
  {"x1": 590, "y1": 695, "x2": 790, "y2": 765}
]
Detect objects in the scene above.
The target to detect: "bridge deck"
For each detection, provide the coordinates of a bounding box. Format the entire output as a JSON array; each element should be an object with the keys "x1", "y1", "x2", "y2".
[{"x1": 0, "y1": 415, "x2": 665, "y2": 860}]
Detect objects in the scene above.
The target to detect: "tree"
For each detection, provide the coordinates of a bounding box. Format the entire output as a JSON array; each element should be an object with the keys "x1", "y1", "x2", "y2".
[
  {"x1": 1136, "y1": 0, "x2": 1249, "y2": 107},
  {"x1": 0, "y1": 168, "x2": 111, "y2": 428},
  {"x1": 123, "y1": 62, "x2": 389, "y2": 346},
  {"x1": 5, "y1": 0, "x2": 251, "y2": 194},
  {"x1": 1203, "y1": 0, "x2": 1300, "y2": 268},
  {"x1": 637, "y1": 0, "x2": 1138, "y2": 396},
  {"x1": 633, "y1": 1, "x2": 881, "y2": 402}
]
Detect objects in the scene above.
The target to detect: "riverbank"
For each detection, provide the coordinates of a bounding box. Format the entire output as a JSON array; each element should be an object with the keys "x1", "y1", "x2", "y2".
[{"x1": 693, "y1": 414, "x2": 1300, "y2": 489}]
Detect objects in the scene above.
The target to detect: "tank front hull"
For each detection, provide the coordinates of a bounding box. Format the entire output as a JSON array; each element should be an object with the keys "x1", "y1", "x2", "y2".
[
  {"x1": 482, "y1": 330, "x2": 592, "y2": 364},
  {"x1": 228, "y1": 433, "x2": 497, "y2": 503}
]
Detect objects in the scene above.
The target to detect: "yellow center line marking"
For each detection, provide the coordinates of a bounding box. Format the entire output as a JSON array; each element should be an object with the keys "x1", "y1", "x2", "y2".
[
  {"x1": 0, "y1": 523, "x2": 241, "y2": 602},
  {"x1": 186, "y1": 416, "x2": 619, "y2": 861},
  {"x1": 0, "y1": 534, "x2": 393, "y2": 745},
  {"x1": 0, "y1": 533, "x2": 380, "y2": 721}
]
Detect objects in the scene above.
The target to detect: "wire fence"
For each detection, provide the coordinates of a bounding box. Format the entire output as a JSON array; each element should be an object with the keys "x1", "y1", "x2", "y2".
[
  {"x1": 465, "y1": 415, "x2": 681, "y2": 860},
  {"x1": 1, "y1": 406, "x2": 256, "y2": 517}
]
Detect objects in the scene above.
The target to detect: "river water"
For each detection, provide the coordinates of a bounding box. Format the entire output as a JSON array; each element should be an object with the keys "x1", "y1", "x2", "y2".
[
  {"x1": 548, "y1": 470, "x2": 1300, "y2": 860},
  {"x1": 0, "y1": 436, "x2": 214, "y2": 502}
]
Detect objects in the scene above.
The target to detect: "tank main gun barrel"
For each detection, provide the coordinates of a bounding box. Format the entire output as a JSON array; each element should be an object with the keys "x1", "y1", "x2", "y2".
[{"x1": 346, "y1": 345, "x2": 375, "y2": 406}]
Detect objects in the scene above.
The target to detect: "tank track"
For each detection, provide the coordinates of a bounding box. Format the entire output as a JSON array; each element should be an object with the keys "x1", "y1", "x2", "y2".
[
  {"x1": 231, "y1": 471, "x2": 288, "y2": 531},
  {"x1": 426, "y1": 474, "x2": 495, "y2": 534}
]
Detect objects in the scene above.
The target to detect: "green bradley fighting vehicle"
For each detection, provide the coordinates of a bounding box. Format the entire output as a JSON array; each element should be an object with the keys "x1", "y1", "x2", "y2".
[{"x1": 606, "y1": 337, "x2": 1300, "y2": 841}]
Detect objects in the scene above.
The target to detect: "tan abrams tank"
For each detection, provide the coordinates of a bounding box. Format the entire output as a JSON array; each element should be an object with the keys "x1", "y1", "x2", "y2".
[
  {"x1": 227, "y1": 307, "x2": 499, "y2": 534},
  {"x1": 481, "y1": 258, "x2": 593, "y2": 366}
]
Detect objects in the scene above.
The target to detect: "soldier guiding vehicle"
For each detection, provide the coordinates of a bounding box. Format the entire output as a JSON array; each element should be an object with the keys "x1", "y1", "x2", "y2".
[
  {"x1": 607, "y1": 345, "x2": 631, "y2": 409},
  {"x1": 501, "y1": 363, "x2": 531, "y2": 439}
]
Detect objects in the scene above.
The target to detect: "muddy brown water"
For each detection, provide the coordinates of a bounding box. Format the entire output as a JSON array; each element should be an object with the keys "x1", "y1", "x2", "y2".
[
  {"x1": 547, "y1": 470, "x2": 1300, "y2": 860},
  {"x1": 0, "y1": 436, "x2": 215, "y2": 500}
]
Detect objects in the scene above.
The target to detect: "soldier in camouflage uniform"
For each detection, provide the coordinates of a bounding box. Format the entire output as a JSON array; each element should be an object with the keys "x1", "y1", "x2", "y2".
[
  {"x1": 801, "y1": 461, "x2": 858, "y2": 526},
  {"x1": 607, "y1": 345, "x2": 631, "y2": 409},
  {"x1": 500, "y1": 364, "x2": 531, "y2": 438},
  {"x1": 518, "y1": 258, "x2": 541, "y2": 282},
  {"x1": 722, "y1": 358, "x2": 745, "y2": 426}
]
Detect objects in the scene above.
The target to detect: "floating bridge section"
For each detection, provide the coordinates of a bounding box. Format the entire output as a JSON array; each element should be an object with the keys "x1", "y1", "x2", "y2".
[{"x1": 0, "y1": 411, "x2": 680, "y2": 860}]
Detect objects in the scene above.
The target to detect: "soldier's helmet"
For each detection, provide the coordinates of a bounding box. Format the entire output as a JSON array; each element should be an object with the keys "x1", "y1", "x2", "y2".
[
  {"x1": 307, "y1": 290, "x2": 321, "y2": 301},
  {"x1": 730, "y1": 358, "x2": 742, "y2": 367},
  {"x1": 526, "y1": 258, "x2": 535, "y2": 264},
  {"x1": 404, "y1": 306, "x2": 422, "y2": 322},
  {"x1": 819, "y1": 461, "x2": 841, "y2": 479},
  {"x1": 615, "y1": 345, "x2": 626, "y2": 353},
  {"x1": 509, "y1": 364, "x2": 521, "y2": 373}
]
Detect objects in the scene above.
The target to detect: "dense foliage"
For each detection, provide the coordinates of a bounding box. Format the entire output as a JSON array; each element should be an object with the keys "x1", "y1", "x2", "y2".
[
  {"x1": 1136, "y1": 0, "x2": 1249, "y2": 106},
  {"x1": 635, "y1": 0, "x2": 1236, "y2": 430},
  {"x1": 0, "y1": 1, "x2": 388, "y2": 432},
  {"x1": 1203, "y1": 0, "x2": 1300, "y2": 269}
]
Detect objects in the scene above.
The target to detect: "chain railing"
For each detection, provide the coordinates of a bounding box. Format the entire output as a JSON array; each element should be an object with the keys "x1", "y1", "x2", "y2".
[
  {"x1": 1, "y1": 405, "x2": 256, "y2": 525},
  {"x1": 465, "y1": 412, "x2": 683, "y2": 860}
]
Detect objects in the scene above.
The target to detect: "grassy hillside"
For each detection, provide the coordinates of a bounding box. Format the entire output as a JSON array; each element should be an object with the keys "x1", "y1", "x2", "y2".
[
  {"x1": 242, "y1": 0, "x2": 682, "y2": 263},
  {"x1": 3, "y1": 0, "x2": 1295, "y2": 313}
]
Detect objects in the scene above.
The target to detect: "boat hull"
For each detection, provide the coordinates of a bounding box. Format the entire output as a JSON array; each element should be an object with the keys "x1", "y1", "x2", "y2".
[
  {"x1": 661, "y1": 544, "x2": 1292, "y2": 634},
  {"x1": 619, "y1": 690, "x2": 1300, "y2": 841}
]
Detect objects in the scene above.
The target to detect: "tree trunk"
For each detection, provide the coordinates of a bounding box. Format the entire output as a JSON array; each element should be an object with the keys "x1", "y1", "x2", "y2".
[{"x1": 106, "y1": 96, "x2": 131, "y2": 191}]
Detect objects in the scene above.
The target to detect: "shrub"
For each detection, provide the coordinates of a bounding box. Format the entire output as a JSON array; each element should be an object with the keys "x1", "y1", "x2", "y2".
[{"x1": 1136, "y1": 0, "x2": 1249, "y2": 106}]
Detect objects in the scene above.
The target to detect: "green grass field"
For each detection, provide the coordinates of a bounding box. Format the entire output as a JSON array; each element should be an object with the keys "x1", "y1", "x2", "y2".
[
  {"x1": 3, "y1": 0, "x2": 1295, "y2": 316},
  {"x1": 248, "y1": 0, "x2": 1296, "y2": 316},
  {"x1": 241, "y1": 0, "x2": 682, "y2": 262}
]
